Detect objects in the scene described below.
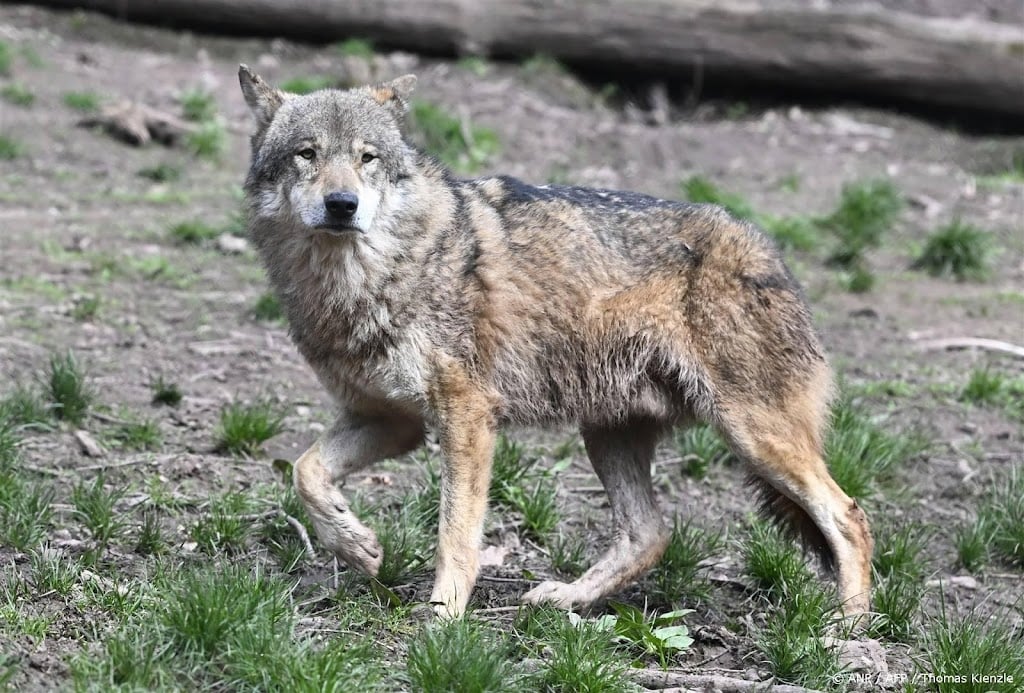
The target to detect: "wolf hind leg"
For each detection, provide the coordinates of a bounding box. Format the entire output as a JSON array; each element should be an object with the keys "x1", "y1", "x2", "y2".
[
  {"x1": 523, "y1": 418, "x2": 670, "y2": 609},
  {"x1": 715, "y1": 374, "x2": 873, "y2": 619},
  {"x1": 294, "y1": 412, "x2": 423, "y2": 576}
]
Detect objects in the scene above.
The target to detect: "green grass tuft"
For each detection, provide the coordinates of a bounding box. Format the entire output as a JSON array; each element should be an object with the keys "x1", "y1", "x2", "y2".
[
  {"x1": 919, "y1": 604, "x2": 1024, "y2": 693},
  {"x1": 372, "y1": 500, "x2": 434, "y2": 586},
  {"x1": 335, "y1": 38, "x2": 375, "y2": 59},
  {"x1": 0, "y1": 41, "x2": 11, "y2": 75},
  {"x1": 0, "y1": 134, "x2": 23, "y2": 160},
  {"x1": 169, "y1": 219, "x2": 219, "y2": 245},
  {"x1": 959, "y1": 367, "x2": 1005, "y2": 406},
  {"x1": 280, "y1": 75, "x2": 336, "y2": 95},
  {"x1": 251, "y1": 291, "x2": 284, "y2": 322},
  {"x1": 517, "y1": 607, "x2": 630, "y2": 692},
  {"x1": 105, "y1": 417, "x2": 162, "y2": 451},
  {"x1": 46, "y1": 351, "x2": 92, "y2": 425},
  {"x1": 647, "y1": 518, "x2": 722, "y2": 606},
  {"x1": 406, "y1": 618, "x2": 514, "y2": 692},
  {"x1": 869, "y1": 522, "x2": 929, "y2": 641},
  {"x1": 681, "y1": 176, "x2": 755, "y2": 220},
  {"x1": 62, "y1": 90, "x2": 100, "y2": 112},
  {"x1": 1, "y1": 83, "x2": 34, "y2": 107},
  {"x1": 411, "y1": 100, "x2": 500, "y2": 174},
  {"x1": 71, "y1": 474, "x2": 128, "y2": 548},
  {"x1": 0, "y1": 384, "x2": 51, "y2": 431},
  {"x1": 958, "y1": 467, "x2": 1024, "y2": 570},
  {"x1": 216, "y1": 399, "x2": 286, "y2": 456},
  {"x1": 191, "y1": 491, "x2": 255, "y2": 555},
  {"x1": 913, "y1": 219, "x2": 991, "y2": 281},
  {"x1": 822, "y1": 178, "x2": 901, "y2": 267},
  {"x1": 180, "y1": 88, "x2": 217, "y2": 122},
  {"x1": 186, "y1": 120, "x2": 226, "y2": 160},
  {"x1": 150, "y1": 375, "x2": 183, "y2": 407},
  {"x1": 137, "y1": 162, "x2": 182, "y2": 182},
  {"x1": 674, "y1": 424, "x2": 733, "y2": 479},
  {"x1": 743, "y1": 519, "x2": 813, "y2": 597}
]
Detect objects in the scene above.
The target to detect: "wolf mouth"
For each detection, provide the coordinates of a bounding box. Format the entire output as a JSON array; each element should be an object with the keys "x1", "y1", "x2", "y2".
[{"x1": 315, "y1": 223, "x2": 362, "y2": 236}]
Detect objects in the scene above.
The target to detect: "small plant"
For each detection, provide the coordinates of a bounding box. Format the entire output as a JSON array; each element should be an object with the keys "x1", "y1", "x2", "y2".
[
  {"x1": 70, "y1": 294, "x2": 100, "y2": 321},
  {"x1": 191, "y1": 491, "x2": 254, "y2": 555},
  {"x1": 757, "y1": 582, "x2": 838, "y2": 688},
  {"x1": 0, "y1": 384, "x2": 51, "y2": 430},
  {"x1": 280, "y1": 75, "x2": 335, "y2": 95},
  {"x1": 959, "y1": 467, "x2": 1024, "y2": 569},
  {"x1": 825, "y1": 397, "x2": 924, "y2": 500},
  {"x1": 955, "y1": 519, "x2": 992, "y2": 572},
  {"x1": 216, "y1": 399, "x2": 286, "y2": 455},
  {"x1": 105, "y1": 417, "x2": 162, "y2": 451},
  {"x1": 135, "y1": 511, "x2": 167, "y2": 556},
  {"x1": 760, "y1": 215, "x2": 819, "y2": 251},
  {"x1": 869, "y1": 522, "x2": 929, "y2": 641},
  {"x1": 372, "y1": 501, "x2": 434, "y2": 585},
  {"x1": 1, "y1": 83, "x2": 34, "y2": 106},
  {"x1": 647, "y1": 518, "x2": 722, "y2": 606},
  {"x1": 180, "y1": 88, "x2": 217, "y2": 122},
  {"x1": 681, "y1": 176, "x2": 755, "y2": 220},
  {"x1": 62, "y1": 91, "x2": 100, "y2": 112},
  {"x1": 919, "y1": 604, "x2": 1024, "y2": 693},
  {"x1": 411, "y1": 101, "x2": 500, "y2": 174},
  {"x1": 186, "y1": 120, "x2": 226, "y2": 160},
  {"x1": 407, "y1": 618, "x2": 514, "y2": 692},
  {"x1": 960, "y1": 367, "x2": 1005, "y2": 405},
  {"x1": 0, "y1": 479, "x2": 53, "y2": 551},
  {"x1": 595, "y1": 603, "x2": 694, "y2": 668},
  {"x1": 30, "y1": 549, "x2": 80, "y2": 597},
  {"x1": 0, "y1": 135, "x2": 22, "y2": 160},
  {"x1": 743, "y1": 519, "x2": 812, "y2": 597},
  {"x1": 841, "y1": 264, "x2": 876, "y2": 293},
  {"x1": 46, "y1": 351, "x2": 92, "y2": 425},
  {"x1": 0, "y1": 41, "x2": 11, "y2": 75},
  {"x1": 674, "y1": 424, "x2": 732, "y2": 479},
  {"x1": 913, "y1": 219, "x2": 991, "y2": 281},
  {"x1": 251, "y1": 291, "x2": 284, "y2": 322},
  {"x1": 137, "y1": 162, "x2": 182, "y2": 182},
  {"x1": 504, "y1": 478, "x2": 560, "y2": 543},
  {"x1": 550, "y1": 532, "x2": 588, "y2": 578},
  {"x1": 490, "y1": 434, "x2": 534, "y2": 506},
  {"x1": 518, "y1": 607, "x2": 629, "y2": 692},
  {"x1": 457, "y1": 56, "x2": 490, "y2": 76},
  {"x1": 822, "y1": 178, "x2": 901, "y2": 267},
  {"x1": 169, "y1": 219, "x2": 219, "y2": 244},
  {"x1": 71, "y1": 474, "x2": 128, "y2": 549},
  {"x1": 150, "y1": 375, "x2": 183, "y2": 407},
  {"x1": 335, "y1": 38, "x2": 375, "y2": 59}
]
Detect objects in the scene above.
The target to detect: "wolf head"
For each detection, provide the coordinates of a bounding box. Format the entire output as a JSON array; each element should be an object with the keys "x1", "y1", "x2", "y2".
[{"x1": 239, "y1": 65, "x2": 416, "y2": 238}]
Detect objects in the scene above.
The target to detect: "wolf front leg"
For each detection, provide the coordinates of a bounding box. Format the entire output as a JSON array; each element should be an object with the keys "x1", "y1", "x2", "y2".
[
  {"x1": 428, "y1": 366, "x2": 498, "y2": 619},
  {"x1": 294, "y1": 412, "x2": 423, "y2": 576}
]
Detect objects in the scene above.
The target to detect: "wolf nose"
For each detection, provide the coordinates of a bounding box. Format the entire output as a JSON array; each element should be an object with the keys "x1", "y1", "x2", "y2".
[{"x1": 324, "y1": 191, "x2": 359, "y2": 221}]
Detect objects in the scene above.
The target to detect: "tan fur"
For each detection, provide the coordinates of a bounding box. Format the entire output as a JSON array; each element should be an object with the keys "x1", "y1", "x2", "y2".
[{"x1": 239, "y1": 68, "x2": 874, "y2": 621}]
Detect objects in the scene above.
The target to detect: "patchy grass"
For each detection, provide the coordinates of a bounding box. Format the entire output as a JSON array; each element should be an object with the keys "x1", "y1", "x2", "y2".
[
  {"x1": 280, "y1": 75, "x2": 336, "y2": 95},
  {"x1": 756, "y1": 581, "x2": 838, "y2": 689},
  {"x1": 335, "y1": 38, "x2": 375, "y2": 59},
  {"x1": 407, "y1": 618, "x2": 515, "y2": 692},
  {"x1": 46, "y1": 351, "x2": 92, "y2": 425},
  {"x1": 917, "y1": 604, "x2": 1024, "y2": 693},
  {"x1": 191, "y1": 491, "x2": 255, "y2": 555},
  {"x1": 103, "y1": 416, "x2": 162, "y2": 451},
  {"x1": 0, "y1": 40, "x2": 12, "y2": 75},
  {"x1": 913, "y1": 219, "x2": 992, "y2": 281},
  {"x1": 957, "y1": 467, "x2": 1024, "y2": 570},
  {"x1": 674, "y1": 424, "x2": 733, "y2": 479},
  {"x1": 1, "y1": 83, "x2": 34, "y2": 106},
  {"x1": 550, "y1": 531, "x2": 588, "y2": 578},
  {"x1": 505, "y1": 477, "x2": 560, "y2": 543},
  {"x1": 372, "y1": 499, "x2": 434, "y2": 586},
  {"x1": 0, "y1": 384, "x2": 51, "y2": 430},
  {"x1": 870, "y1": 522, "x2": 930, "y2": 641},
  {"x1": 251, "y1": 291, "x2": 284, "y2": 322},
  {"x1": 958, "y1": 366, "x2": 1020, "y2": 408},
  {"x1": 822, "y1": 178, "x2": 901, "y2": 268},
  {"x1": 62, "y1": 90, "x2": 100, "y2": 112},
  {"x1": 517, "y1": 607, "x2": 630, "y2": 692},
  {"x1": 150, "y1": 375, "x2": 183, "y2": 407},
  {"x1": 179, "y1": 88, "x2": 217, "y2": 122},
  {"x1": 681, "y1": 175, "x2": 755, "y2": 220},
  {"x1": 646, "y1": 518, "x2": 722, "y2": 607},
  {"x1": 137, "y1": 162, "x2": 182, "y2": 183},
  {"x1": 0, "y1": 134, "x2": 23, "y2": 160},
  {"x1": 72, "y1": 474, "x2": 128, "y2": 550},
  {"x1": 169, "y1": 219, "x2": 219, "y2": 245},
  {"x1": 216, "y1": 399, "x2": 286, "y2": 456},
  {"x1": 186, "y1": 120, "x2": 226, "y2": 160},
  {"x1": 743, "y1": 518, "x2": 814, "y2": 597},
  {"x1": 410, "y1": 100, "x2": 500, "y2": 174},
  {"x1": 825, "y1": 397, "x2": 925, "y2": 500}
]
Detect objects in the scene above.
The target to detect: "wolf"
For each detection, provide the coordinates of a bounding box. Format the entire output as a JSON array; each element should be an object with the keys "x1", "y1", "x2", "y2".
[{"x1": 237, "y1": 65, "x2": 873, "y2": 620}]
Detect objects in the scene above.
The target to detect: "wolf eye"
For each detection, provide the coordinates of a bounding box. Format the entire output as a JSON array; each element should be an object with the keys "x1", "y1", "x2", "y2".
[
  {"x1": 361, "y1": 152, "x2": 377, "y2": 164},
  {"x1": 297, "y1": 148, "x2": 316, "y2": 160}
]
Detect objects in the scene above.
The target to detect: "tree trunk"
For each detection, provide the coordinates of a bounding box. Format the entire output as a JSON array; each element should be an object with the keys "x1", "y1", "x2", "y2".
[{"x1": 29, "y1": 0, "x2": 1024, "y2": 116}]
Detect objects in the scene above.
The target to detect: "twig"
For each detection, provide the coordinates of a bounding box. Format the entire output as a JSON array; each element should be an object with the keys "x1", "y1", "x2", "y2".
[
  {"x1": 914, "y1": 337, "x2": 1024, "y2": 359},
  {"x1": 479, "y1": 574, "x2": 537, "y2": 584},
  {"x1": 281, "y1": 511, "x2": 317, "y2": 559},
  {"x1": 76, "y1": 456, "x2": 158, "y2": 472}
]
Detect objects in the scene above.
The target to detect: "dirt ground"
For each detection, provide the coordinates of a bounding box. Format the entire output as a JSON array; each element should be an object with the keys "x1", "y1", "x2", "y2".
[{"x1": 0, "y1": 3, "x2": 1022, "y2": 691}]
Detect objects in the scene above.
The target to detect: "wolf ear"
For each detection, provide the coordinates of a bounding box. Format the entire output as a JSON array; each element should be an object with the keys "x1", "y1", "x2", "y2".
[
  {"x1": 239, "y1": 64, "x2": 285, "y2": 128},
  {"x1": 368, "y1": 74, "x2": 417, "y2": 119}
]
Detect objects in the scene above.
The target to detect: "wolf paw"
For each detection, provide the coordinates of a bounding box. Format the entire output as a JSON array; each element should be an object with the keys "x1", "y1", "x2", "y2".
[
  {"x1": 522, "y1": 580, "x2": 588, "y2": 609},
  {"x1": 317, "y1": 512, "x2": 383, "y2": 576}
]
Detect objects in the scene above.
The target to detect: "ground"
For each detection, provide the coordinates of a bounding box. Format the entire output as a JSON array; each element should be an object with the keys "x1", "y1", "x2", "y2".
[{"x1": 0, "y1": 4, "x2": 1022, "y2": 692}]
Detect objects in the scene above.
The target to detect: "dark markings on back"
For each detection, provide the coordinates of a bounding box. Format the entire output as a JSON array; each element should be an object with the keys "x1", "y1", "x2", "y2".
[{"x1": 493, "y1": 175, "x2": 687, "y2": 214}]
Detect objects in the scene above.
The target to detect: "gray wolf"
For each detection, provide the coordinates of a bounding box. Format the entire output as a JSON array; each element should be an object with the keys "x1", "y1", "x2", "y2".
[{"x1": 237, "y1": 65, "x2": 873, "y2": 620}]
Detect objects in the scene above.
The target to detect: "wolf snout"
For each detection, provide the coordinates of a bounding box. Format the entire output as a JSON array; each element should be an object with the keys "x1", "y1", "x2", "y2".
[{"x1": 324, "y1": 191, "x2": 359, "y2": 223}]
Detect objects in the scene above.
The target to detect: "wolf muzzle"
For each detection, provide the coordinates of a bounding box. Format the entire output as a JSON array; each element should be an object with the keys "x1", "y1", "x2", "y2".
[{"x1": 322, "y1": 191, "x2": 360, "y2": 231}]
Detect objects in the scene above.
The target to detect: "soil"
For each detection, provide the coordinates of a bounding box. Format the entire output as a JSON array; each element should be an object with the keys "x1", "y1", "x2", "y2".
[{"x1": 0, "y1": 3, "x2": 1022, "y2": 691}]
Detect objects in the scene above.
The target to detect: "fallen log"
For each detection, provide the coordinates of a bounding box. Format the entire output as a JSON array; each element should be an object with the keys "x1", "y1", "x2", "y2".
[{"x1": 27, "y1": 0, "x2": 1024, "y2": 117}]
